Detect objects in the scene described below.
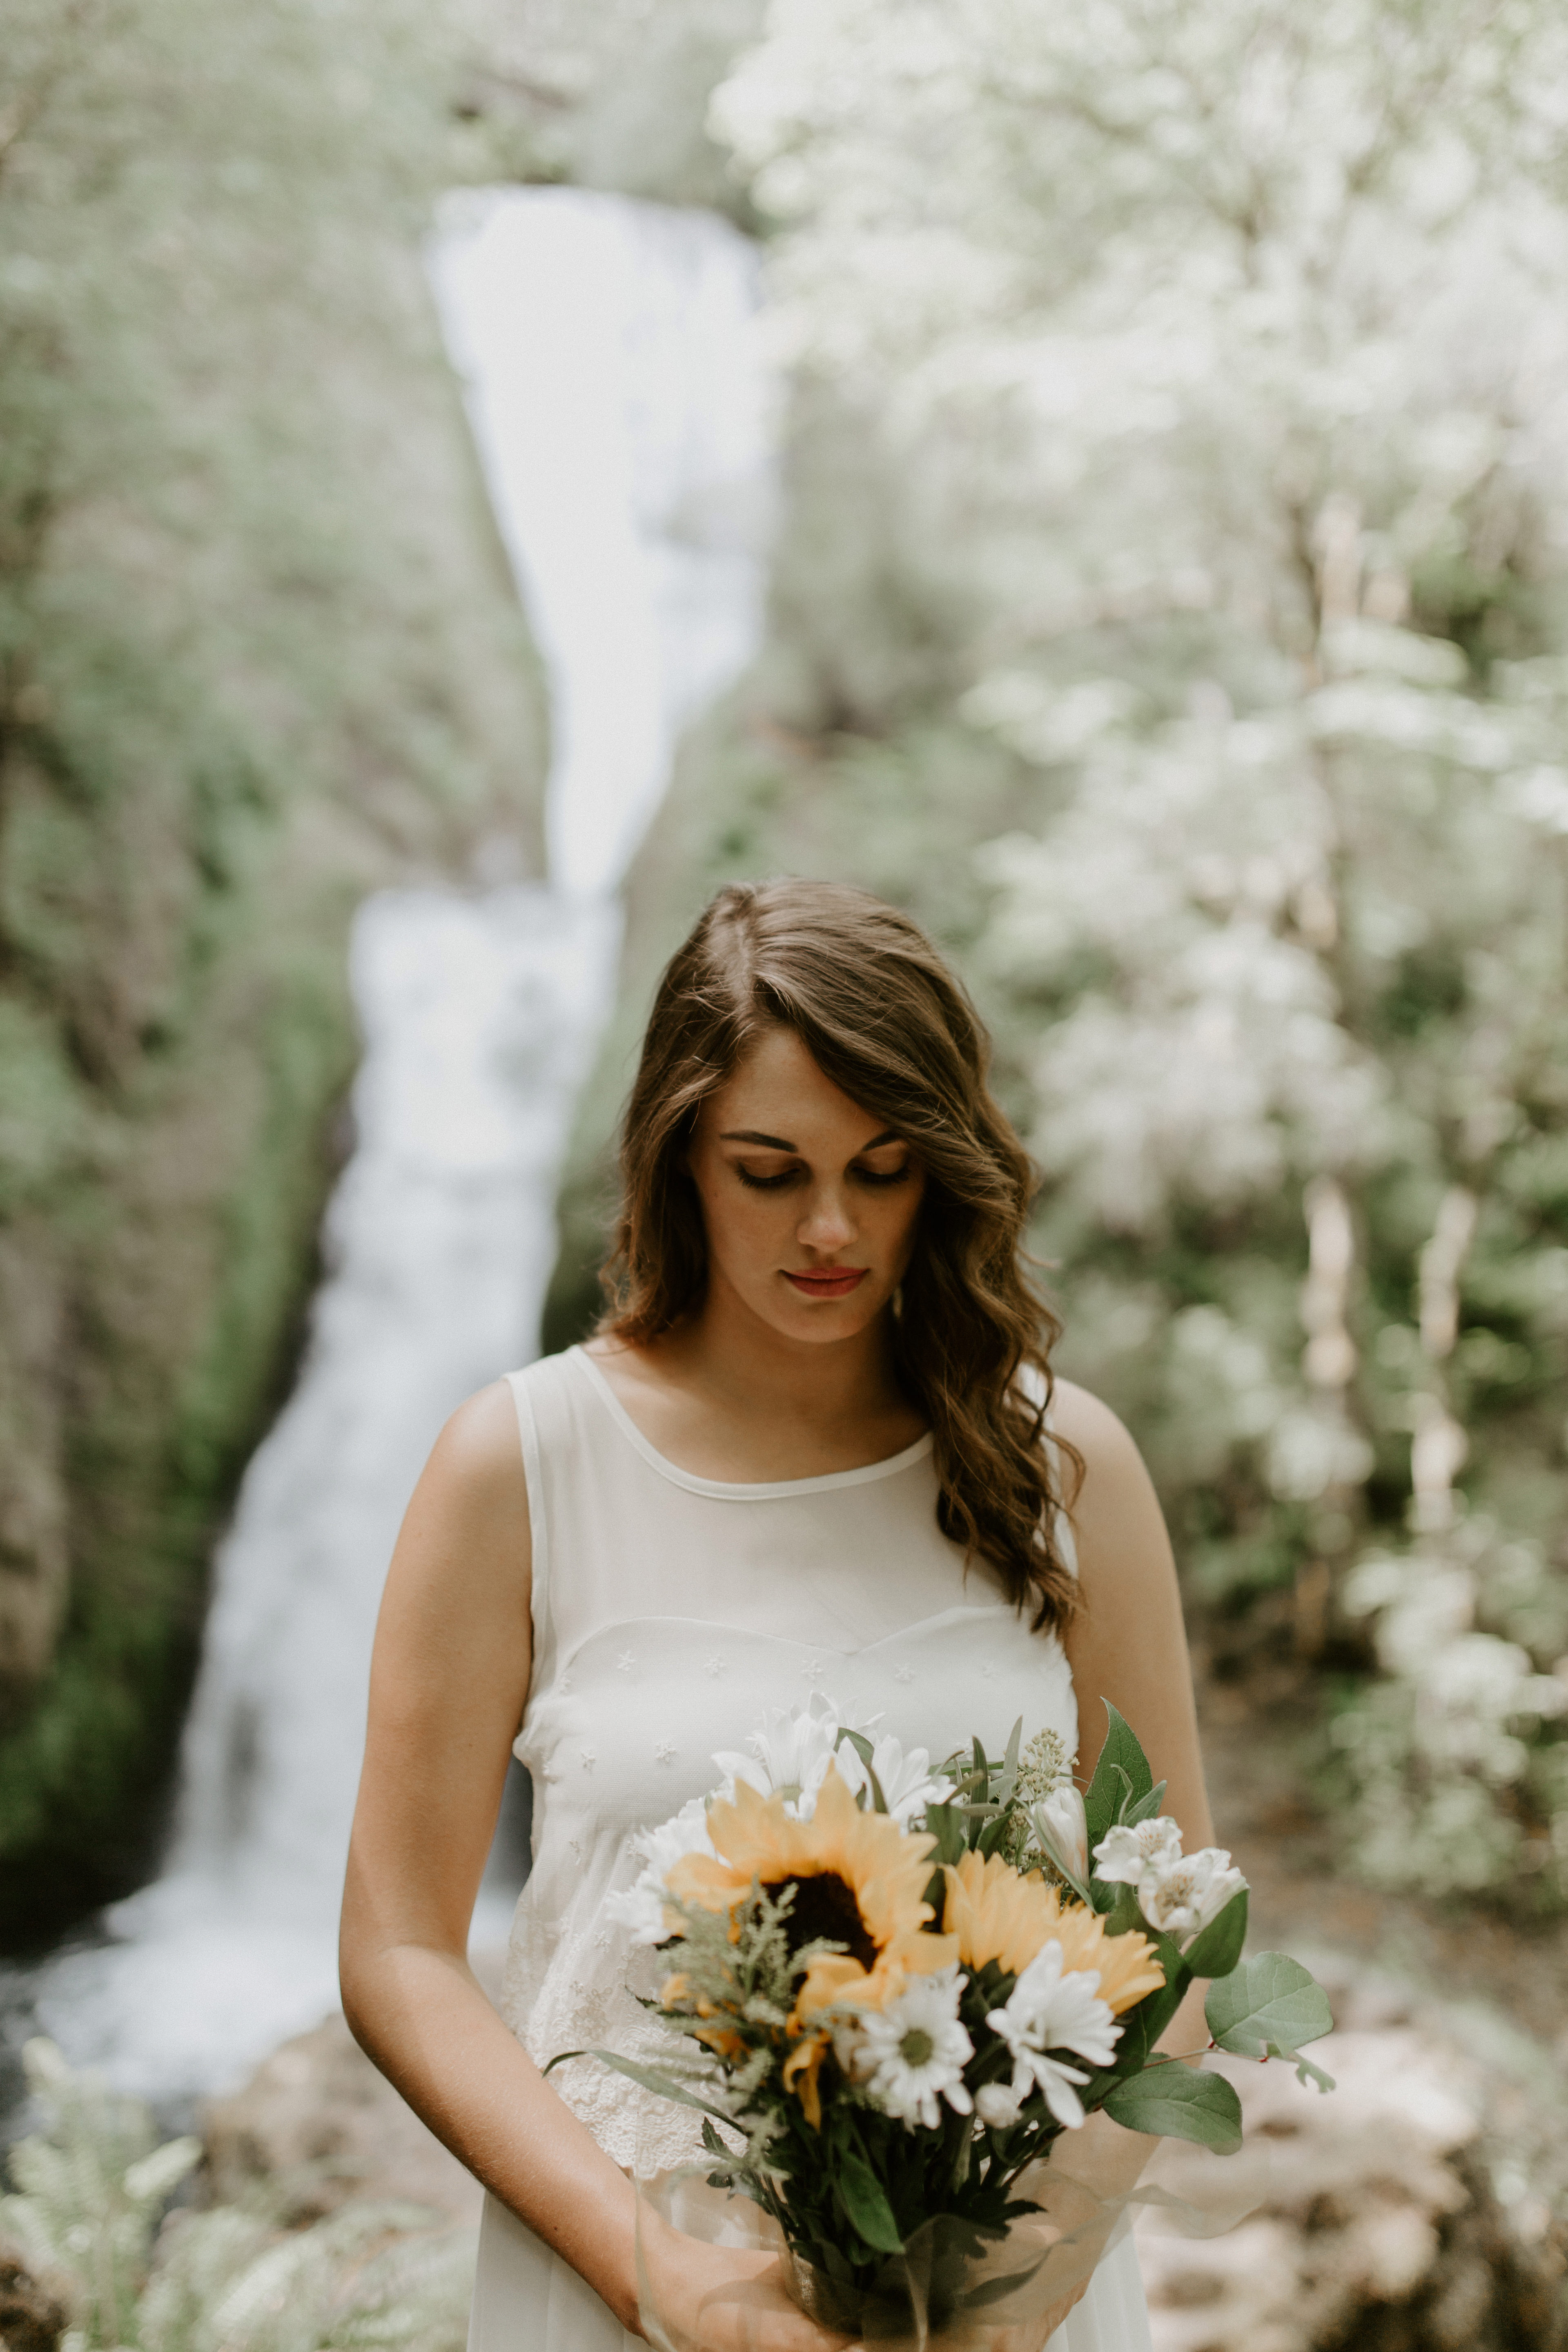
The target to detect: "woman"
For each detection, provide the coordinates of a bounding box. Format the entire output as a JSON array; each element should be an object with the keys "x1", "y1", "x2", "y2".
[{"x1": 341, "y1": 880, "x2": 1214, "y2": 2350}]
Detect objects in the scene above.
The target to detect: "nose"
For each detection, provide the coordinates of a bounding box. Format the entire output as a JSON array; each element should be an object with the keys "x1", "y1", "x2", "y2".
[{"x1": 798, "y1": 1180, "x2": 856, "y2": 1256}]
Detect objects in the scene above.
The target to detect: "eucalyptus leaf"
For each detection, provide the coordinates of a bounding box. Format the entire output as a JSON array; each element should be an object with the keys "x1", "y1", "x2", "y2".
[
  {"x1": 1103, "y1": 2065, "x2": 1243, "y2": 2154},
  {"x1": 1205, "y1": 1954, "x2": 1334, "y2": 2061},
  {"x1": 1270, "y1": 2042, "x2": 1336, "y2": 2092}
]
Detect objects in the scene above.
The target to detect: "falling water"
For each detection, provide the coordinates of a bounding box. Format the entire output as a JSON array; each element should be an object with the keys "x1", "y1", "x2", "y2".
[{"x1": 16, "y1": 189, "x2": 772, "y2": 2106}]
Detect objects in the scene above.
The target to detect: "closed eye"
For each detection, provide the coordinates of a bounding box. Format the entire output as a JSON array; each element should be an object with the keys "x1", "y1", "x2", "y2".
[{"x1": 735, "y1": 1165, "x2": 801, "y2": 1191}]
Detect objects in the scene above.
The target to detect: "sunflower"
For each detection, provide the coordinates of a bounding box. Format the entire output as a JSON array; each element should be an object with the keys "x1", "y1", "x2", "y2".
[
  {"x1": 667, "y1": 1761, "x2": 957, "y2": 2025},
  {"x1": 659, "y1": 1971, "x2": 746, "y2": 2061},
  {"x1": 943, "y1": 1851, "x2": 1164, "y2": 2014},
  {"x1": 782, "y1": 2035, "x2": 828, "y2": 2128}
]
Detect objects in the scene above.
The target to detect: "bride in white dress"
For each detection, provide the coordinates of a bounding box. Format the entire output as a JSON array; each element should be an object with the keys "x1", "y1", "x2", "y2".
[{"x1": 341, "y1": 879, "x2": 1217, "y2": 2350}]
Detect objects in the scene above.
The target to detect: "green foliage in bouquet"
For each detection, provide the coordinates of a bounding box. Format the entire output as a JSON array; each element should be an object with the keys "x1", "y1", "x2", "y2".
[{"x1": 553, "y1": 1706, "x2": 1333, "y2": 2317}]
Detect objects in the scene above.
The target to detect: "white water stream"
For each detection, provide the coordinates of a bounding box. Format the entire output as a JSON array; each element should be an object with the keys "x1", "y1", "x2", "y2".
[{"x1": 22, "y1": 189, "x2": 771, "y2": 2105}]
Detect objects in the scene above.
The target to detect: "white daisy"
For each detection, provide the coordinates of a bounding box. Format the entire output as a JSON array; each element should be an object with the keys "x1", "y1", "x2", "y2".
[
  {"x1": 986, "y1": 1940, "x2": 1120, "y2": 2130},
  {"x1": 833, "y1": 1733, "x2": 955, "y2": 1825},
  {"x1": 853, "y1": 1967, "x2": 974, "y2": 2130},
  {"x1": 713, "y1": 1691, "x2": 882, "y2": 1820},
  {"x1": 603, "y1": 1795, "x2": 715, "y2": 1944}
]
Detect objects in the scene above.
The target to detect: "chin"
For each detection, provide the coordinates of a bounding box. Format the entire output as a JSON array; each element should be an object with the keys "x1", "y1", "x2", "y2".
[{"x1": 767, "y1": 1292, "x2": 887, "y2": 1342}]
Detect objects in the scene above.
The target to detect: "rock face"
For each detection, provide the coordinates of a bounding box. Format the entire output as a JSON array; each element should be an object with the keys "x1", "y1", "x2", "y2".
[
  {"x1": 1136, "y1": 1971, "x2": 1568, "y2": 2352},
  {"x1": 0, "y1": 2240, "x2": 71, "y2": 2352},
  {"x1": 200, "y1": 2014, "x2": 483, "y2": 2228}
]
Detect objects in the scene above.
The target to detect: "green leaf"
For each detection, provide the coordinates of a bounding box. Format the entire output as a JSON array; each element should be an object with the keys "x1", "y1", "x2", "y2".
[
  {"x1": 995, "y1": 1716, "x2": 1024, "y2": 1809},
  {"x1": 962, "y1": 2256, "x2": 1047, "y2": 2309},
  {"x1": 1121, "y1": 1779, "x2": 1168, "y2": 1827},
  {"x1": 1083, "y1": 1704, "x2": 1153, "y2": 1846},
  {"x1": 840, "y1": 1729, "x2": 891, "y2": 1813},
  {"x1": 1205, "y1": 1954, "x2": 1334, "y2": 2062},
  {"x1": 924, "y1": 1802, "x2": 969, "y2": 1867},
  {"x1": 1100, "y1": 1882, "x2": 1146, "y2": 1939},
  {"x1": 1103, "y1": 2065, "x2": 1243, "y2": 2154},
  {"x1": 837, "y1": 2152, "x2": 904, "y2": 2255},
  {"x1": 1183, "y1": 1889, "x2": 1249, "y2": 1981}
]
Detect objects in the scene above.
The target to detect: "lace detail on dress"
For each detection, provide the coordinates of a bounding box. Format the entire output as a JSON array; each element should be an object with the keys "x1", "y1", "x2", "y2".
[{"x1": 501, "y1": 1900, "x2": 705, "y2": 2175}]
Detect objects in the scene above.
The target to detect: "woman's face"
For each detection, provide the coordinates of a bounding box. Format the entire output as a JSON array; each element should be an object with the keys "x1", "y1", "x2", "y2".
[{"x1": 686, "y1": 1026, "x2": 926, "y2": 1346}]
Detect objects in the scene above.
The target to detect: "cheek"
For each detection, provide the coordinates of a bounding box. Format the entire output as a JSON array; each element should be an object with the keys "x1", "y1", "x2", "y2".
[
  {"x1": 888, "y1": 1181, "x2": 926, "y2": 1261},
  {"x1": 696, "y1": 1174, "x2": 789, "y2": 1266}
]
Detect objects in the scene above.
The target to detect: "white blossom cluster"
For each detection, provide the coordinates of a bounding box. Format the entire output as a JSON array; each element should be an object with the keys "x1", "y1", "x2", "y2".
[{"x1": 705, "y1": 0, "x2": 1568, "y2": 1904}]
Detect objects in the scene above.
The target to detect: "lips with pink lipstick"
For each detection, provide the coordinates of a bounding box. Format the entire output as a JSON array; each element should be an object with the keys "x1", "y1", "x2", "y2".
[{"x1": 783, "y1": 1265, "x2": 869, "y2": 1300}]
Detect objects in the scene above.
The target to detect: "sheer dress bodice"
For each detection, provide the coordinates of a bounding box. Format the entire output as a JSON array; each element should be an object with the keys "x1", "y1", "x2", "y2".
[{"x1": 470, "y1": 1346, "x2": 1152, "y2": 2352}]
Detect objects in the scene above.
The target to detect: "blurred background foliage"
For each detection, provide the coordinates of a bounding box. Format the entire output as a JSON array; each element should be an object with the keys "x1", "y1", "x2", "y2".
[
  {"x1": 0, "y1": 0, "x2": 547, "y2": 1937},
  {"x1": 3, "y1": 0, "x2": 1568, "y2": 1951},
  {"x1": 549, "y1": 0, "x2": 1568, "y2": 1916}
]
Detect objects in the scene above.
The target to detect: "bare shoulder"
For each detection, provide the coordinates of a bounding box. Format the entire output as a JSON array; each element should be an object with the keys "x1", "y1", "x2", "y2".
[
  {"x1": 430, "y1": 1377, "x2": 528, "y2": 1490},
  {"x1": 1048, "y1": 1378, "x2": 1154, "y2": 1498},
  {"x1": 391, "y1": 1378, "x2": 530, "y2": 1580},
  {"x1": 1046, "y1": 1378, "x2": 1172, "y2": 1596}
]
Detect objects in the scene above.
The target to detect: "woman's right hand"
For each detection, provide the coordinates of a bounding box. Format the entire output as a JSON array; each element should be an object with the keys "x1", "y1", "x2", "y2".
[{"x1": 635, "y1": 2220, "x2": 854, "y2": 2352}]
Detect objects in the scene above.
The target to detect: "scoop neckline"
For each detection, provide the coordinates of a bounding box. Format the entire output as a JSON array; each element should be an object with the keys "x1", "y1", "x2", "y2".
[{"x1": 570, "y1": 1345, "x2": 935, "y2": 1500}]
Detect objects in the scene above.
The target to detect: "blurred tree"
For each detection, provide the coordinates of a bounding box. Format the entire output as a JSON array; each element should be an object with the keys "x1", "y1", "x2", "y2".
[
  {"x1": 691, "y1": 0, "x2": 1568, "y2": 1904},
  {"x1": 0, "y1": 0, "x2": 544, "y2": 1935}
]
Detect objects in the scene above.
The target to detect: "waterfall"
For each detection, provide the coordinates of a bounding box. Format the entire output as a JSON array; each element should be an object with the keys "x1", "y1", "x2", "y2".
[{"x1": 18, "y1": 189, "x2": 772, "y2": 2106}]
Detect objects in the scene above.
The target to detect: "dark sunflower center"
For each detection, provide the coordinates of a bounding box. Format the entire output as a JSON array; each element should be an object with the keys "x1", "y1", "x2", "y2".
[{"x1": 768, "y1": 1871, "x2": 878, "y2": 1971}]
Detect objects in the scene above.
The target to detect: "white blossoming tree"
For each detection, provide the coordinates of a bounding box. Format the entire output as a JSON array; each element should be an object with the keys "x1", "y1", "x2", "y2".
[{"x1": 704, "y1": 0, "x2": 1568, "y2": 1902}]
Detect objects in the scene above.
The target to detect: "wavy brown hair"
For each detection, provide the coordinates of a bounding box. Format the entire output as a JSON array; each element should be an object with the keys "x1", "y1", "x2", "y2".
[{"x1": 598, "y1": 879, "x2": 1080, "y2": 1631}]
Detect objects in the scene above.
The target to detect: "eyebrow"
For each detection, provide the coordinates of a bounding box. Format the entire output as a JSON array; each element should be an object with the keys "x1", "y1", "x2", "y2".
[{"x1": 719, "y1": 1128, "x2": 903, "y2": 1152}]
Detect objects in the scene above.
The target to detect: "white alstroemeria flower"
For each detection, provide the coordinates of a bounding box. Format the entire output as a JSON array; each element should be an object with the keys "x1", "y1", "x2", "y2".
[
  {"x1": 974, "y1": 2081, "x2": 1025, "y2": 2130},
  {"x1": 1092, "y1": 1816, "x2": 1183, "y2": 1886},
  {"x1": 1093, "y1": 1817, "x2": 1247, "y2": 1945},
  {"x1": 834, "y1": 1733, "x2": 955, "y2": 1825},
  {"x1": 1139, "y1": 1849, "x2": 1247, "y2": 1943},
  {"x1": 1030, "y1": 1783, "x2": 1089, "y2": 1883},
  {"x1": 854, "y1": 1967, "x2": 974, "y2": 2130},
  {"x1": 986, "y1": 1942, "x2": 1121, "y2": 2130},
  {"x1": 604, "y1": 1796, "x2": 715, "y2": 1945},
  {"x1": 713, "y1": 1692, "x2": 882, "y2": 1820}
]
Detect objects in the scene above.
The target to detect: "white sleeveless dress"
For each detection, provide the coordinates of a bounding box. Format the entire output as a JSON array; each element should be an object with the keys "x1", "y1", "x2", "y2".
[{"x1": 467, "y1": 1345, "x2": 1152, "y2": 2351}]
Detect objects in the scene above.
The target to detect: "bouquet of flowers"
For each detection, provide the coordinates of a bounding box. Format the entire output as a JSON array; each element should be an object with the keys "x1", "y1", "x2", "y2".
[{"x1": 552, "y1": 1695, "x2": 1333, "y2": 2342}]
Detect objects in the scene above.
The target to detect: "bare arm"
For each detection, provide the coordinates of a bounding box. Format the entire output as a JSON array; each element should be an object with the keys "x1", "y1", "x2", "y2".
[
  {"x1": 1054, "y1": 1379, "x2": 1214, "y2": 1857},
  {"x1": 340, "y1": 1384, "x2": 843, "y2": 2350},
  {"x1": 1017, "y1": 1381, "x2": 1217, "y2": 2338},
  {"x1": 339, "y1": 1381, "x2": 644, "y2": 2326}
]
